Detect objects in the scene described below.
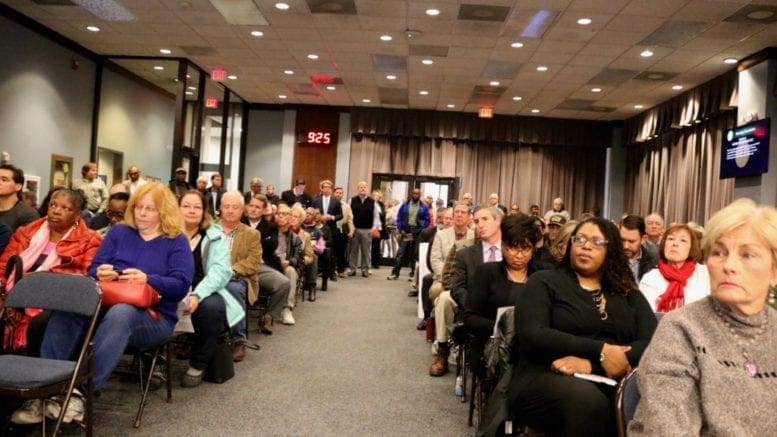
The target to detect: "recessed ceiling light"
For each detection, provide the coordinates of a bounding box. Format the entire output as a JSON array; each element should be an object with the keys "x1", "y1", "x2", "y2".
[
  {"x1": 640, "y1": 49, "x2": 654, "y2": 58},
  {"x1": 723, "y1": 57, "x2": 738, "y2": 64},
  {"x1": 186, "y1": 74, "x2": 190, "y2": 78},
  {"x1": 591, "y1": 87, "x2": 602, "y2": 93},
  {"x1": 422, "y1": 59, "x2": 434, "y2": 65},
  {"x1": 489, "y1": 81, "x2": 500, "y2": 86},
  {"x1": 746, "y1": 10, "x2": 775, "y2": 20},
  {"x1": 185, "y1": 91, "x2": 193, "y2": 95},
  {"x1": 672, "y1": 85, "x2": 683, "y2": 90},
  {"x1": 153, "y1": 66, "x2": 164, "y2": 71},
  {"x1": 362, "y1": 98, "x2": 371, "y2": 103},
  {"x1": 426, "y1": 8, "x2": 440, "y2": 16},
  {"x1": 278, "y1": 94, "x2": 287, "y2": 99},
  {"x1": 380, "y1": 34, "x2": 392, "y2": 41},
  {"x1": 634, "y1": 104, "x2": 644, "y2": 109},
  {"x1": 386, "y1": 74, "x2": 397, "y2": 80},
  {"x1": 531, "y1": 109, "x2": 540, "y2": 113},
  {"x1": 159, "y1": 48, "x2": 171, "y2": 55},
  {"x1": 511, "y1": 42, "x2": 524, "y2": 48},
  {"x1": 307, "y1": 54, "x2": 319, "y2": 60},
  {"x1": 419, "y1": 90, "x2": 429, "y2": 95},
  {"x1": 512, "y1": 96, "x2": 522, "y2": 101},
  {"x1": 326, "y1": 85, "x2": 336, "y2": 91},
  {"x1": 187, "y1": 86, "x2": 197, "y2": 90},
  {"x1": 536, "y1": 66, "x2": 548, "y2": 72},
  {"x1": 227, "y1": 75, "x2": 237, "y2": 80},
  {"x1": 577, "y1": 17, "x2": 592, "y2": 25},
  {"x1": 275, "y1": 3, "x2": 289, "y2": 10},
  {"x1": 86, "y1": 25, "x2": 100, "y2": 32},
  {"x1": 447, "y1": 104, "x2": 455, "y2": 108},
  {"x1": 283, "y1": 70, "x2": 294, "y2": 75},
  {"x1": 250, "y1": 30, "x2": 264, "y2": 37}
]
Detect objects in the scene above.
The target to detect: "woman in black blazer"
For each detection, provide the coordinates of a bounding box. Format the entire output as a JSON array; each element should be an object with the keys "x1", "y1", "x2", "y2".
[{"x1": 510, "y1": 217, "x2": 657, "y2": 436}]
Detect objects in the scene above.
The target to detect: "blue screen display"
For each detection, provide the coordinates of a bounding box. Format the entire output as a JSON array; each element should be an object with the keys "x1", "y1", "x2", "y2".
[{"x1": 720, "y1": 118, "x2": 770, "y2": 179}]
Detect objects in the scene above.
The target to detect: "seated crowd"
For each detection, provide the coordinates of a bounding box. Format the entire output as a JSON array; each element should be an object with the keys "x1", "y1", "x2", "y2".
[
  {"x1": 395, "y1": 191, "x2": 776, "y2": 436},
  {"x1": 1, "y1": 160, "x2": 775, "y2": 435},
  {"x1": 0, "y1": 163, "x2": 367, "y2": 428}
]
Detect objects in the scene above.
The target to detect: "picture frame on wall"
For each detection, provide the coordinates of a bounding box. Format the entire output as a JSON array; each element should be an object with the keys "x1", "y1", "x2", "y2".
[
  {"x1": 24, "y1": 174, "x2": 40, "y2": 201},
  {"x1": 50, "y1": 154, "x2": 73, "y2": 188}
]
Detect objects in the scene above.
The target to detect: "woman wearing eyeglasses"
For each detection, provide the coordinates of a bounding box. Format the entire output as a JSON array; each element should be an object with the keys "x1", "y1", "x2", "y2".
[
  {"x1": 463, "y1": 214, "x2": 541, "y2": 375},
  {"x1": 509, "y1": 217, "x2": 657, "y2": 436}
]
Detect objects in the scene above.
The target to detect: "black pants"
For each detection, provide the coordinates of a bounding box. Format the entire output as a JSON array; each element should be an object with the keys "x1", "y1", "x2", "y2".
[
  {"x1": 421, "y1": 273, "x2": 434, "y2": 314},
  {"x1": 512, "y1": 371, "x2": 616, "y2": 436},
  {"x1": 25, "y1": 310, "x2": 52, "y2": 357},
  {"x1": 392, "y1": 227, "x2": 422, "y2": 276},
  {"x1": 333, "y1": 230, "x2": 348, "y2": 273},
  {"x1": 190, "y1": 293, "x2": 227, "y2": 371},
  {"x1": 371, "y1": 238, "x2": 382, "y2": 268}
]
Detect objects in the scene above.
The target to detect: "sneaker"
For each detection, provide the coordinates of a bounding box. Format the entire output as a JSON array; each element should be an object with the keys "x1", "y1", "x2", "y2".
[
  {"x1": 387, "y1": 274, "x2": 399, "y2": 280},
  {"x1": 11, "y1": 399, "x2": 44, "y2": 424},
  {"x1": 347, "y1": 270, "x2": 357, "y2": 277},
  {"x1": 181, "y1": 367, "x2": 204, "y2": 388},
  {"x1": 45, "y1": 390, "x2": 84, "y2": 424},
  {"x1": 281, "y1": 307, "x2": 295, "y2": 325}
]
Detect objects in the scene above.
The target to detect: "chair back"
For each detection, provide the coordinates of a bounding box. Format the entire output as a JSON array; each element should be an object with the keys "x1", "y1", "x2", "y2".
[
  {"x1": 5, "y1": 272, "x2": 101, "y2": 315},
  {"x1": 615, "y1": 367, "x2": 640, "y2": 437}
]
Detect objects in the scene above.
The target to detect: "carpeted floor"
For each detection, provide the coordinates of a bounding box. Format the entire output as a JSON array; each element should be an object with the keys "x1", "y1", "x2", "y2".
[{"x1": 30, "y1": 269, "x2": 472, "y2": 436}]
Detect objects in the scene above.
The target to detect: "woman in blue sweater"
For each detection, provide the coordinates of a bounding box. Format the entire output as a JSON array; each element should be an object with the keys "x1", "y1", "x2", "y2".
[{"x1": 21, "y1": 182, "x2": 194, "y2": 424}]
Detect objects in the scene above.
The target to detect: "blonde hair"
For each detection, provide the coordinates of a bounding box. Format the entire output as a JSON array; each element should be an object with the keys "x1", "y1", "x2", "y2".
[
  {"x1": 702, "y1": 198, "x2": 777, "y2": 262},
  {"x1": 290, "y1": 204, "x2": 306, "y2": 220},
  {"x1": 124, "y1": 182, "x2": 185, "y2": 237},
  {"x1": 550, "y1": 220, "x2": 578, "y2": 262}
]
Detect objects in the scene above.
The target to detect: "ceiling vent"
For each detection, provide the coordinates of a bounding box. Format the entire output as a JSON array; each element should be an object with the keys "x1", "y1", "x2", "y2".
[
  {"x1": 305, "y1": 0, "x2": 357, "y2": 14},
  {"x1": 724, "y1": 4, "x2": 777, "y2": 23},
  {"x1": 458, "y1": 4, "x2": 510, "y2": 22},
  {"x1": 372, "y1": 54, "x2": 407, "y2": 73}
]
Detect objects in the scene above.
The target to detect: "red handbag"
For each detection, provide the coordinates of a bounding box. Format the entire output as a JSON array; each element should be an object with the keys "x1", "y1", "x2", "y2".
[{"x1": 99, "y1": 280, "x2": 161, "y2": 308}]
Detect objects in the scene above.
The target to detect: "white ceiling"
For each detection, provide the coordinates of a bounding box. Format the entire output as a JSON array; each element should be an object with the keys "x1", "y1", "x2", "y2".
[{"x1": 4, "y1": 0, "x2": 777, "y2": 120}]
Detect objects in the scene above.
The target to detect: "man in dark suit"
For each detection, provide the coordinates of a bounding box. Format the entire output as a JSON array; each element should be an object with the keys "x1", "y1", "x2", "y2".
[
  {"x1": 311, "y1": 179, "x2": 342, "y2": 236},
  {"x1": 619, "y1": 214, "x2": 659, "y2": 283},
  {"x1": 205, "y1": 173, "x2": 226, "y2": 217},
  {"x1": 280, "y1": 178, "x2": 312, "y2": 208},
  {"x1": 429, "y1": 205, "x2": 503, "y2": 376}
]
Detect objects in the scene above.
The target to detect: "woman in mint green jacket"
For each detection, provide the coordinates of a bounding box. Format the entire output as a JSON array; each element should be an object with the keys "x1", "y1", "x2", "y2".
[{"x1": 179, "y1": 190, "x2": 242, "y2": 387}]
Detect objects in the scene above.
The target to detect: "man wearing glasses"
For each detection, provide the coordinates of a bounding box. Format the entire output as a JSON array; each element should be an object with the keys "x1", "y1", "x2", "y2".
[{"x1": 122, "y1": 165, "x2": 146, "y2": 195}]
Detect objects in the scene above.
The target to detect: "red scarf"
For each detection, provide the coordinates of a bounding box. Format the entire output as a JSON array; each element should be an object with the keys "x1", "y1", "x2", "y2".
[{"x1": 655, "y1": 259, "x2": 696, "y2": 312}]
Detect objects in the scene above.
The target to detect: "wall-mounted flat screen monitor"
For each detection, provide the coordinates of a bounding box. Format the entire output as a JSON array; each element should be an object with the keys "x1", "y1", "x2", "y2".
[{"x1": 720, "y1": 118, "x2": 770, "y2": 179}]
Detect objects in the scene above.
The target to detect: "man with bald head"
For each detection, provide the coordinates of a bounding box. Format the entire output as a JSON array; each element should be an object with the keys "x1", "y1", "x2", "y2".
[{"x1": 122, "y1": 165, "x2": 146, "y2": 195}]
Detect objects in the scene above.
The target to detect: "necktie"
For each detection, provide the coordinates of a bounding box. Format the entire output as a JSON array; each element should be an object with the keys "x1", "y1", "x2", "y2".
[{"x1": 488, "y1": 246, "x2": 497, "y2": 262}]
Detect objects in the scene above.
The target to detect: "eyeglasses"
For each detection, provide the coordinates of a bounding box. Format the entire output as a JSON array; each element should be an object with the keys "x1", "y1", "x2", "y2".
[
  {"x1": 276, "y1": 211, "x2": 290, "y2": 216},
  {"x1": 134, "y1": 205, "x2": 157, "y2": 214},
  {"x1": 503, "y1": 244, "x2": 533, "y2": 255},
  {"x1": 570, "y1": 235, "x2": 608, "y2": 248},
  {"x1": 106, "y1": 210, "x2": 125, "y2": 219}
]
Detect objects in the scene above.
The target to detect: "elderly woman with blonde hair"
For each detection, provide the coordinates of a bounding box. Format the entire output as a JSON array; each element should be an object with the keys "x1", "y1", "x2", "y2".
[{"x1": 630, "y1": 198, "x2": 777, "y2": 435}]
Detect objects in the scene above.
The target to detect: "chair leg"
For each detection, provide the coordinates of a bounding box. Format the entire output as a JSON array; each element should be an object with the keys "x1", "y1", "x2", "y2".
[
  {"x1": 134, "y1": 347, "x2": 161, "y2": 428},
  {"x1": 165, "y1": 342, "x2": 173, "y2": 403},
  {"x1": 86, "y1": 351, "x2": 94, "y2": 437},
  {"x1": 468, "y1": 373, "x2": 478, "y2": 427},
  {"x1": 460, "y1": 346, "x2": 468, "y2": 402}
]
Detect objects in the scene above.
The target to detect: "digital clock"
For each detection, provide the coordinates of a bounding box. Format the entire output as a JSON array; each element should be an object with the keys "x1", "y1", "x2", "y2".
[{"x1": 304, "y1": 131, "x2": 333, "y2": 145}]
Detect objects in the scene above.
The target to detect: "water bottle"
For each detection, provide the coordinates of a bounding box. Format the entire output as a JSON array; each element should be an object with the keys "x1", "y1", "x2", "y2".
[{"x1": 454, "y1": 375, "x2": 463, "y2": 397}]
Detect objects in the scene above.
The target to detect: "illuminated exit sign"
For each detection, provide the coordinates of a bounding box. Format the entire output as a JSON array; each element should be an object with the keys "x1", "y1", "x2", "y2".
[
  {"x1": 205, "y1": 97, "x2": 218, "y2": 108},
  {"x1": 211, "y1": 69, "x2": 227, "y2": 81}
]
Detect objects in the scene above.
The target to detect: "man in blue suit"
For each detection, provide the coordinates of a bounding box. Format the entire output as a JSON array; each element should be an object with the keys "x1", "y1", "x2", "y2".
[{"x1": 311, "y1": 179, "x2": 342, "y2": 237}]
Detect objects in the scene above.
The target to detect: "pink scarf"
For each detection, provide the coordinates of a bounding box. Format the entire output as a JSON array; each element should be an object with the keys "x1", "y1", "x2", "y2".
[{"x1": 656, "y1": 259, "x2": 696, "y2": 312}]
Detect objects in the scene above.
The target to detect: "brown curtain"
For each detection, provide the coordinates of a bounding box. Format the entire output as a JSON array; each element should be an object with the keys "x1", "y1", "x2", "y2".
[
  {"x1": 624, "y1": 111, "x2": 736, "y2": 224},
  {"x1": 349, "y1": 135, "x2": 606, "y2": 218}
]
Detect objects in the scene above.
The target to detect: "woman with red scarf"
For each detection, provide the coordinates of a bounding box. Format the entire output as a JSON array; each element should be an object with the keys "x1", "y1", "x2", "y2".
[{"x1": 639, "y1": 223, "x2": 709, "y2": 312}]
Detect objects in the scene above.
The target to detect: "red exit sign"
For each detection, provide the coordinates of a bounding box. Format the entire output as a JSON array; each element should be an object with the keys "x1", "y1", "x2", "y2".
[
  {"x1": 205, "y1": 97, "x2": 218, "y2": 108},
  {"x1": 211, "y1": 69, "x2": 227, "y2": 81}
]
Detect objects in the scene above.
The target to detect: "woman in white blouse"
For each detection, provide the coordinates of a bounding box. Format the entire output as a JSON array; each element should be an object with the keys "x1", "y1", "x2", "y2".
[{"x1": 639, "y1": 223, "x2": 709, "y2": 312}]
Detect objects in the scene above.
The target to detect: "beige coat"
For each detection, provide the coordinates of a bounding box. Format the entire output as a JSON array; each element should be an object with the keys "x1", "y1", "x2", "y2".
[{"x1": 228, "y1": 223, "x2": 262, "y2": 305}]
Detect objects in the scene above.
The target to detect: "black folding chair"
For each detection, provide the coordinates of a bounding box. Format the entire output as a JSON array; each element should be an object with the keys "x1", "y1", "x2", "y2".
[
  {"x1": 0, "y1": 272, "x2": 101, "y2": 436},
  {"x1": 125, "y1": 339, "x2": 173, "y2": 428},
  {"x1": 615, "y1": 367, "x2": 640, "y2": 437}
]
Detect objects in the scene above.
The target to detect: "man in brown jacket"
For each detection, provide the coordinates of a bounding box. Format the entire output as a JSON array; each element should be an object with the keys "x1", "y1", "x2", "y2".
[{"x1": 219, "y1": 191, "x2": 261, "y2": 362}]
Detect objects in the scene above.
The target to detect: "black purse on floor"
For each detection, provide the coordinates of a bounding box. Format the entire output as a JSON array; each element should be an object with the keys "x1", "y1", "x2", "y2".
[{"x1": 204, "y1": 330, "x2": 234, "y2": 384}]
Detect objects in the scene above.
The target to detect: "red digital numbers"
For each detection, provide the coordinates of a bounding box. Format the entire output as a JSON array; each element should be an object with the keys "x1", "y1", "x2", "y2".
[{"x1": 306, "y1": 131, "x2": 331, "y2": 144}]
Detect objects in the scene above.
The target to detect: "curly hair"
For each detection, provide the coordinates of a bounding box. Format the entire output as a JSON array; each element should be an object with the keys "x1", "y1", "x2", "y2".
[{"x1": 562, "y1": 217, "x2": 637, "y2": 295}]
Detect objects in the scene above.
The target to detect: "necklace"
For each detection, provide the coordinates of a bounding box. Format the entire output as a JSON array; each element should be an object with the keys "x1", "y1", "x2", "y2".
[
  {"x1": 507, "y1": 269, "x2": 527, "y2": 283},
  {"x1": 589, "y1": 288, "x2": 608, "y2": 320},
  {"x1": 712, "y1": 301, "x2": 768, "y2": 377}
]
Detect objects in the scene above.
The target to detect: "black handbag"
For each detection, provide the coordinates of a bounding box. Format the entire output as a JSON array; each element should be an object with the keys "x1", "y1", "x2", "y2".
[{"x1": 204, "y1": 331, "x2": 234, "y2": 384}]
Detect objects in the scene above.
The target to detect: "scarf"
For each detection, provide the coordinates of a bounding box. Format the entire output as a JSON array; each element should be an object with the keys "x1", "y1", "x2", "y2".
[{"x1": 655, "y1": 259, "x2": 696, "y2": 312}]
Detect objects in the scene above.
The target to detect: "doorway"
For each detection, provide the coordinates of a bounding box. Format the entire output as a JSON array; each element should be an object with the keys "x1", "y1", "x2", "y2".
[{"x1": 97, "y1": 147, "x2": 124, "y2": 188}]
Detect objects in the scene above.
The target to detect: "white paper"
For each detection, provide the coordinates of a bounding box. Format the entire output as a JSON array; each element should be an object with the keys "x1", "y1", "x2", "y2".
[
  {"x1": 174, "y1": 293, "x2": 194, "y2": 333},
  {"x1": 417, "y1": 242, "x2": 429, "y2": 319},
  {"x1": 573, "y1": 372, "x2": 618, "y2": 386}
]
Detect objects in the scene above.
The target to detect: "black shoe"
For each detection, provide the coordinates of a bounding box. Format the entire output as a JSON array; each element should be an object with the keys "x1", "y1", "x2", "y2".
[
  {"x1": 387, "y1": 274, "x2": 399, "y2": 280},
  {"x1": 408, "y1": 289, "x2": 418, "y2": 297},
  {"x1": 309, "y1": 290, "x2": 317, "y2": 302},
  {"x1": 416, "y1": 319, "x2": 427, "y2": 330},
  {"x1": 362, "y1": 271, "x2": 369, "y2": 278},
  {"x1": 347, "y1": 270, "x2": 357, "y2": 277},
  {"x1": 330, "y1": 275, "x2": 337, "y2": 282}
]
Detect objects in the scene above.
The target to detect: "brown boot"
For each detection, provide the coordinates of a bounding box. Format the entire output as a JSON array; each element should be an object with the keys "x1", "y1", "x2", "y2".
[
  {"x1": 233, "y1": 343, "x2": 246, "y2": 363},
  {"x1": 260, "y1": 315, "x2": 274, "y2": 335},
  {"x1": 429, "y1": 343, "x2": 449, "y2": 377}
]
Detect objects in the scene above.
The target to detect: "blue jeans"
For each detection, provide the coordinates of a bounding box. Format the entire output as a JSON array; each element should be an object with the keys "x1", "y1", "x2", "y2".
[
  {"x1": 40, "y1": 304, "x2": 173, "y2": 392},
  {"x1": 226, "y1": 279, "x2": 247, "y2": 344}
]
